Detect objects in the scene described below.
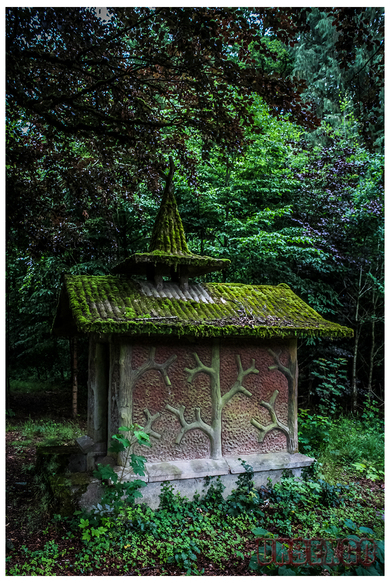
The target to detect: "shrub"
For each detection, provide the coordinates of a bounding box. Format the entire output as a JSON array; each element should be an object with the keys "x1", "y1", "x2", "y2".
[{"x1": 298, "y1": 409, "x2": 332, "y2": 455}]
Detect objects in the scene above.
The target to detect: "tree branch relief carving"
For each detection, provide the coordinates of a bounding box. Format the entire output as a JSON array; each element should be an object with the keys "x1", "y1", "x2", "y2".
[
  {"x1": 251, "y1": 347, "x2": 298, "y2": 453},
  {"x1": 117, "y1": 344, "x2": 176, "y2": 465},
  {"x1": 166, "y1": 340, "x2": 258, "y2": 459},
  {"x1": 126, "y1": 408, "x2": 162, "y2": 454}
]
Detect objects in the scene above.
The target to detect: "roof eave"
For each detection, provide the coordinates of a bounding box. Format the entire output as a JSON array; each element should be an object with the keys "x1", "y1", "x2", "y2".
[{"x1": 68, "y1": 319, "x2": 354, "y2": 340}]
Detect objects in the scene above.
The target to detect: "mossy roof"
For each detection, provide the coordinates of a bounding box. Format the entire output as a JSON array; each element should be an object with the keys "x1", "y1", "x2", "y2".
[
  {"x1": 53, "y1": 275, "x2": 353, "y2": 340},
  {"x1": 111, "y1": 250, "x2": 230, "y2": 277}
]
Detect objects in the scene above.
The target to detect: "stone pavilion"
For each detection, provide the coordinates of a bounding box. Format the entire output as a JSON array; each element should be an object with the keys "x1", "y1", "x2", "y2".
[{"x1": 53, "y1": 162, "x2": 353, "y2": 507}]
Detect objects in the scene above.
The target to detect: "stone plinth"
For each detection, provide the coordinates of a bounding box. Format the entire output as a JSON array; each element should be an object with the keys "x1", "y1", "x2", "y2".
[{"x1": 78, "y1": 452, "x2": 314, "y2": 511}]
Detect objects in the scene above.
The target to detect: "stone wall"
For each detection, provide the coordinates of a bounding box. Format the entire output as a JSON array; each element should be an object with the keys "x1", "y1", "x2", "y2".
[{"x1": 101, "y1": 336, "x2": 298, "y2": 465}]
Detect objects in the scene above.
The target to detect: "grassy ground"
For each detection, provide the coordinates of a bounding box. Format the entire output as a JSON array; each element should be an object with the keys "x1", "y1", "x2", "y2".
[{"x1": 5, "y1": 381, "x2": 384, "y2": 576}]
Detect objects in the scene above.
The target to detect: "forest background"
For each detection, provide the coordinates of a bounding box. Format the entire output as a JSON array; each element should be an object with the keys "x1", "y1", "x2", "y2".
[{"x1": 6, "y1": 6, "x2": 384, "y2": 417}]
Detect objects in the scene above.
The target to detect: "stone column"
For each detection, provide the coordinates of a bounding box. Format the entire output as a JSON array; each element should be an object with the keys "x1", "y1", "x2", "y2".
[
  {"x1": 87, "y1": 337, "x2": 109, "y2": 446},
  {"x1": 289, "y1": 339, "x2": 299, "y2": 453}
]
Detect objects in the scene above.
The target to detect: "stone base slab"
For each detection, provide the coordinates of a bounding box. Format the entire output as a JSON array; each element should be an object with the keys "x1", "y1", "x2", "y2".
[
  {"x1": 39, "y1": 441, "x2": 315, "y2": 512},
  {"x1": 146, "y1": 457, "x2": 229, "y2": 482},
  {"x1": 225, "y1": 452, "x2": 314, "y2": 474},
  {"x1": 112, "y1": 452, "x2": 314, "y2": 484},
  {"x1": 79, "y1": 452, "x2": 314, "y2": 510},
  {"x1": 136, "y1": 467, "x2": 304, "y2": 510},
  {"x1": 79, "y1": 452, "x2": 314, "y2": 511}
]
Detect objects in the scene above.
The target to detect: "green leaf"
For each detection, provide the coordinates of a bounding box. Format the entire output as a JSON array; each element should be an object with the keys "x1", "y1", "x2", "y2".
[
  {"x1": 355, "y1": 564, "x2": 382, "y2": 576},
  {"x1": 374, "y1": 540, "x2": 384, "y2": 563},
  {"x1": 358, "y1": 526, "x2": 374, "y2": 535},
  {"x1": 81, "y1": 531, "x2": 91, "y2": 542},
  {"x1": 112, "y1": 434, "x2": 131, "y2": 449},
  {"x1": 93, "y1": 463, "x2": 118, "y2": 483},
  {"x1": 130, "y1": 453, "x2": 147, "y2": 475},
  {"x1": 134, "y1": 430, "x2": 151, "y2": 447},
  {"x1": 118, "y1": 425, "x2": 132, "y2": 432},
  {"x1": 249, "y1": 554, "x2": 259, "y2": 571},
  {"x1": 344, "y1": 518, "x2": 357, "y2": 531},
  {"x1": 252, "y1": 527, "x2": 272, "y2": 537},
  {"x1": 278, "y1": 566, "x2": 297, "y2": 575}
]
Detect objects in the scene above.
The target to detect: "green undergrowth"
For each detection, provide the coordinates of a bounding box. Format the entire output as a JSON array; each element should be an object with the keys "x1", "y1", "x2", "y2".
[
  {"x1": 9, "y1": 379, "x2": 67, "y2": 394},
  {"x1": 7, "y1": 463, "x2": 384, "y2": 576},
  {"x1": 249, "y1": 523, "x2": 384, "y2": 576},
  {"x1": 299, "y1": 400, "x2": 384, "y2": 483},
  {"x1": 7, "y1": 465, "x2": 264, "y2": 576},
  {"x1": 257, "y1": 469, "x2": 383, "y2": 541},
  {"x1": 6, "y1": 409, "x2": 384, "y2": 576},
  {"x1": 7, "y1": 417, "x2": 84, "y2": 447}
]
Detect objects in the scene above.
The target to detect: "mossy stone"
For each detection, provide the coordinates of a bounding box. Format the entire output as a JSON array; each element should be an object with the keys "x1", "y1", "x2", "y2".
[
  {"x1": 48, "y1": 472, "x2": 91, "y2": 516},
  {"x1": 35, "y1": 444, "x2": 80, "y2": 475},
  {"x1": 111, "y1": 178, "x2": 230, "y2": 278}
]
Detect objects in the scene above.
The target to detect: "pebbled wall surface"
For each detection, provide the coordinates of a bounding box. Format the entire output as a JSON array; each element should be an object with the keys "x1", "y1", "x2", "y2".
[{"x1": 122, "y1": 338, "x2": 295, "y2": 463}]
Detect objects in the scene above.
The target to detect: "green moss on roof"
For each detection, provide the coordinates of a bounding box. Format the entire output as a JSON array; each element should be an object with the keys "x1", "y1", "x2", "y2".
[
  {"x1": 132, "y1": 250, "x2": 229, "y2": 266},
  {"x1": 52, "y1": 275, "x2": 354, "y2": 340},
  {"x1": 149, "y1": 184, "x2": 189, "y2": 254},
  {"x1": 111, "y1": 251, "x2": 230, "y2": 277}
]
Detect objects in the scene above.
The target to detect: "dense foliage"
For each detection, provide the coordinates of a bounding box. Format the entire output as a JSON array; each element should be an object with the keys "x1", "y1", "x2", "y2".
[{"x1": 6, "y1": 7, "x2": 384, "y2": 414}]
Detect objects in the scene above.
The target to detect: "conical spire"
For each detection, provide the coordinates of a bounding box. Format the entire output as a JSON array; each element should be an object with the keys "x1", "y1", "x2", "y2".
[
  {"x1": 112, "y1": 157, "x2": 230, "y2": 289},
  {"x1": 149, "y1": 159, "x2": 190, "y2": 255}
]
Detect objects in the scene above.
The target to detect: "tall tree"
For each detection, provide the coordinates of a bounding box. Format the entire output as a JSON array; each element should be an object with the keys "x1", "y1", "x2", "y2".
[
  {"x1": 175, "y1": 100, "x2": 384, "y2": 411},
  {"x1": 289, "y1": 7, "x2": 384, "y2": 151},
  {"x1": 7, "y1": 7, "x2": 383, "y2": 412},
  {"x1": 290, "y1": 136, "x2": 384, "y2": 410}
]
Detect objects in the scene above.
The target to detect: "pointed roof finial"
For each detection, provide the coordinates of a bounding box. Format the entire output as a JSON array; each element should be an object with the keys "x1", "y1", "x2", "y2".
[
  {"x1": 149, "y1": 157, "x2": 189, "y2": 255},
  {"x1": 112, "y1": 157, "x2": 230, "y2": 286}
]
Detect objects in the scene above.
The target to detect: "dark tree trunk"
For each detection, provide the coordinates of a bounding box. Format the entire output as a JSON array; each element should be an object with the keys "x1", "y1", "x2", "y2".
[{"x1": 71, "y1": 337, "x2": 78, "y2": 418}]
